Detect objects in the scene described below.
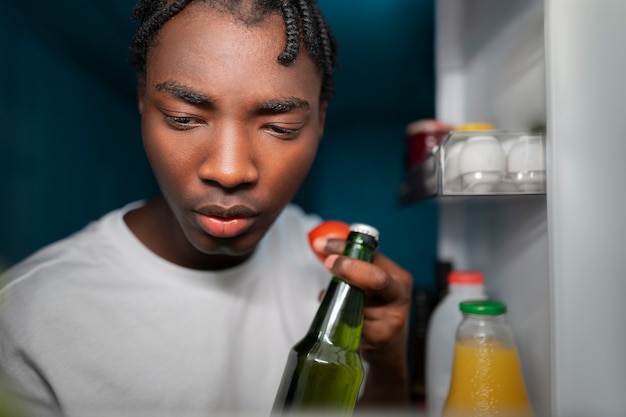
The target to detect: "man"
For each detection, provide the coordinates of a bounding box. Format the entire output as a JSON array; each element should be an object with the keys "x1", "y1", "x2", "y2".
[{"x1": 0, "y1": 1, "x2": 412, "y2": 416}]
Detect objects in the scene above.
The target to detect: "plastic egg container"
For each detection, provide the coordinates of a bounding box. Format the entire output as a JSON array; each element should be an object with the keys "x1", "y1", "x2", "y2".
[{"x1": 441, "y1": 131, "x2": 546, "y2": 194}]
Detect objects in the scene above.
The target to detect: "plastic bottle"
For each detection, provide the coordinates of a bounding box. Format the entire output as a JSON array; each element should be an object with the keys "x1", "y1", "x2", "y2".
[
  {"x1": 425, "y1": 271, "x2": 486, "y2": 417},
  {"x1": 271, "y1": 224, "x2": 379, "y2": 417},
  {"x1": 443, "y1": 300, "x2": 534, "y2": 417}
]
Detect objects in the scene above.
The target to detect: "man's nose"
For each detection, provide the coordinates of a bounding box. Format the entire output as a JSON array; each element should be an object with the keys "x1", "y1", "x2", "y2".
[{"x1": 196, "y1": 125, "x2": 259, "y2": 190}]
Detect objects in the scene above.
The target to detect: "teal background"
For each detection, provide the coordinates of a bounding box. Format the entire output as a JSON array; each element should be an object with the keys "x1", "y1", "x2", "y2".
[{"x1": 0, "y1": 0, "x2": 438, "y2": 290}]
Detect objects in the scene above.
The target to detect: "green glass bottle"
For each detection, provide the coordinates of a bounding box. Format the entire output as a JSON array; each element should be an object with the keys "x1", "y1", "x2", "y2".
[{"x1": 272, "y1": 223, "x2": 380, "y2": 416}]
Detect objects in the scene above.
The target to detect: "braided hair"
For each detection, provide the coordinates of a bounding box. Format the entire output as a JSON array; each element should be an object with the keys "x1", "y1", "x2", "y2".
[{"x1": 129, "y1": 0, "x2": 339, "y2": 102}]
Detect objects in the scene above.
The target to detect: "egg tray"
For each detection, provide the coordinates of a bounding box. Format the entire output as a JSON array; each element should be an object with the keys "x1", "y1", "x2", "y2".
[{"x1": 397, "y1": 130, "x2": 546, "y2": 204}]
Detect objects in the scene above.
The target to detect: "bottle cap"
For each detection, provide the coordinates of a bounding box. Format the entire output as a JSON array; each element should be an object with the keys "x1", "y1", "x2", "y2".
[
  {"x1": 448, "y1": 271, "x2": 484, "y2": 285},
  {"x1": 349, "y1": 223, "x2": 379, "y2": 241},
  {"x1": 460, "y1": 299, "x2": 507, "y2": 316}
]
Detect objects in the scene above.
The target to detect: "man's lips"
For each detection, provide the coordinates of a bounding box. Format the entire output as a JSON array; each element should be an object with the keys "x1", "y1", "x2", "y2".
[{"x1": 194, "y1": 205, "x2": 258, "y2": 239}]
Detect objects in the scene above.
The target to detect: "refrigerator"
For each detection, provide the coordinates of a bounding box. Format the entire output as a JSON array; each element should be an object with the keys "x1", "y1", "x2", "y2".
[{"x1": 431, "y1": 0, "x2": 626, "y2": 416}]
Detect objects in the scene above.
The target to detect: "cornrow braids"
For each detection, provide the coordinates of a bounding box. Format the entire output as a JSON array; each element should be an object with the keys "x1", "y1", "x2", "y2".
[
  {"x1": 128, "y1": 0, "x2": 338, "y2": 102},
  {"x1": 276, "y1": 1, "x2": 300, "y2": 64}
]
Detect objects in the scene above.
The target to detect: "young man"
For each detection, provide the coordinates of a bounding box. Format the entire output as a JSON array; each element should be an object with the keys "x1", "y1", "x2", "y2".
[{"x1": 0, "y1": 1, "x2": 412, "y2": 416}]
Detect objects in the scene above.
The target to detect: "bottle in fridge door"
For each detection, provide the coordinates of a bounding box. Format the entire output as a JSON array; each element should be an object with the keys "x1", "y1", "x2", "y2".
[
  {"x1": 425, "y1": 270, "x2": 486, "y2": 417},
  {"x1": 443, "y1": 300, "x2": 534, "y2": 417}
]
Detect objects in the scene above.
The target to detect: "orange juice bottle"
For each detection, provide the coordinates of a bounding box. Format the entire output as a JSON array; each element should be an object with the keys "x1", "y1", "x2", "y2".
[{"x1": 443, "y1": 300, "x2": 534, "y2": 417}]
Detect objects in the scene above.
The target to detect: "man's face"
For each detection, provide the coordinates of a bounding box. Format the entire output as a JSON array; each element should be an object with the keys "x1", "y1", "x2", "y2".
[{"x1": 138, "y1": 3, "x2": 325, "y2": 261}]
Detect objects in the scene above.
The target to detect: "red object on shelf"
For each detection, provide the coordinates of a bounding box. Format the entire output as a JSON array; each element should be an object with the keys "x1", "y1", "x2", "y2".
[{"x1": 405, "y1": 119, "x2": 451, "y2": 167}]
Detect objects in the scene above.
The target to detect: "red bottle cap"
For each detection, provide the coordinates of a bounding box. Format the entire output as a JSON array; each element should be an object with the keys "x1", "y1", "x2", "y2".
[{"x1": 448, "y1": 271, "x2": 484, "y2": 285}]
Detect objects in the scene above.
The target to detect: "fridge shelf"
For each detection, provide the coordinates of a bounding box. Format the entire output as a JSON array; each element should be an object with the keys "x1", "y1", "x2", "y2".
[{"x1": 398, "y1": 130, "x2": 546, "y2": 204}]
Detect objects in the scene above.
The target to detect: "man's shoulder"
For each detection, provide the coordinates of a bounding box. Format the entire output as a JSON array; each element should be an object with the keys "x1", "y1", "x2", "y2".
[
  {"x1": 0, "y1": 203, "x2": 137, "y2": 297},
  {"x1": 267, "y1": 204, "x2": 322, "y2": 251},
  {"x1": 275, "y1": 203, "x2": 322, "y2": 233},
  {"x1": 258, "y1": 204, "x2": 327, "y2": 275}
]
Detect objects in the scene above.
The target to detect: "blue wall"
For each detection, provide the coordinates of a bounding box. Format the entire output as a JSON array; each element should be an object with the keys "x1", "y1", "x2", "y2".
[
  {"x1": 0, "y1": 0, "x2": 438, "y2": 290},
  {"x1": 295, "y1": 0, "x2": 438, "y2": 289},
  {"x1": 0, "y1": 1, "x2": 158, "y2": 271}
]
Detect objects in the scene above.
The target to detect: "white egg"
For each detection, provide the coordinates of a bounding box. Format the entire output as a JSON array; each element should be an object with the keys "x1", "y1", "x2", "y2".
[
  {"x1": 507, "y1": 135, "x2": 545, "y2": 172},
  {"x1": 507, "y1": 135, "x2": 546, "y2": 192},
  {"x1": 458, "y1": 136, "x2": 506, "y2": 192},
  {"x1": 443, "y1": 141, "x2": 465, "y2": 185}
]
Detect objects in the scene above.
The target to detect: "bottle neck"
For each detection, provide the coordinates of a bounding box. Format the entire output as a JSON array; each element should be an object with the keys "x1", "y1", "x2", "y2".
[
  {"x1": 458, "y1": 313, "x2": 515, "y2": 347},
  {"x1": 307, "y1": 231, "x2": 378, "y2": 351},
  {"x1": 464, "y1": 313, "x2": 506, "y2": 322}
]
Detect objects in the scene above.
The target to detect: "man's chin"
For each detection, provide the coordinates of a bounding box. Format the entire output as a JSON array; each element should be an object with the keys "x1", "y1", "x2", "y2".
[{"x1": 189, "y1": 239, "x2": 259, "y2": 270}]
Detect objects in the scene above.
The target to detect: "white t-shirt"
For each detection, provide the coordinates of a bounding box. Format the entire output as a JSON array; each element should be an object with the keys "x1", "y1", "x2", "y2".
[{"x1": 0, "y1": 202, "x2": 330, "y2": 417}]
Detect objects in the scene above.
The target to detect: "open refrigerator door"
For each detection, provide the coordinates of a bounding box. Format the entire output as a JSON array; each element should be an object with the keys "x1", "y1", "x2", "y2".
[{"x1": 412, "y1": 1, "x2": 626, "y2": 416}]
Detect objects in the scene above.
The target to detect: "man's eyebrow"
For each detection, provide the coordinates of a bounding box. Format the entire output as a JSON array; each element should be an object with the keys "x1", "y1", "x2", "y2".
[
  {"x1": 257, "y1": 98, "x2": 310, "y2": 114},
  {"x1": 154, "y1": 81, "x2": 212, "y2": 106}
]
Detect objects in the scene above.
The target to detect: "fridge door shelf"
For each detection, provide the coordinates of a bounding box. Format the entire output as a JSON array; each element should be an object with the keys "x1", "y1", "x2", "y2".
[{"x1": 398, "y1": 130, "x2": 546, "y2": 204}]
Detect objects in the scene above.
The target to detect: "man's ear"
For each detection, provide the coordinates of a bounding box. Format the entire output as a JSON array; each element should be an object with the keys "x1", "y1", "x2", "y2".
[{"x1": 136, "y1": 75, "x2": 146, "y2": 114}]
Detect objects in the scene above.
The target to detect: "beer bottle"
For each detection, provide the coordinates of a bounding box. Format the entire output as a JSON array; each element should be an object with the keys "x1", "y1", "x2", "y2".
[{"x1": 272, "y1": 223, "x2": 380, "y2": 416}]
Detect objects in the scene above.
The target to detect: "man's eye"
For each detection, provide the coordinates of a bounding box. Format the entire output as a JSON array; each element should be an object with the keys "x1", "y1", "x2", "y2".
[
  {"x1": 163, "y1": 115, "x2": 201, "y2": 130},
  {"x1": 268, "y1": 125, "x2": 301, "y2": 139}
]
